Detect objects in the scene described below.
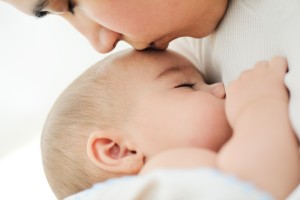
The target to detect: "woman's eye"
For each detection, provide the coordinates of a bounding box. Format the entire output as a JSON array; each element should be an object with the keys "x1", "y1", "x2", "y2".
[
  {"x1": 68, "y1": 0, "x2": 76, "y2": 14},
  {"x1": 175, "y1": 82, "x2": 196, "y2": 89},
  {"x1": 35, "y1": 11, "x2": 49, "y2": 18}
]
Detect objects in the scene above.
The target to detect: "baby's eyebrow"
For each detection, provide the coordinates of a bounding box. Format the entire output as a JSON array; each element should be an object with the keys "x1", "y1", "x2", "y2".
[
  {"x1": 32, "y1": 0, "x2": 49, "y2": 17},
  {"x1": 156, "y1": 66, "x2": 183, "y2": 80}
]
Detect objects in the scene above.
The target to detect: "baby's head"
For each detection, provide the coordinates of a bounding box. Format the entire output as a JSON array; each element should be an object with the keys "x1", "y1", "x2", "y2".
[{"x1": 41, "y1": 49, "x2": 231, "y2": 199}]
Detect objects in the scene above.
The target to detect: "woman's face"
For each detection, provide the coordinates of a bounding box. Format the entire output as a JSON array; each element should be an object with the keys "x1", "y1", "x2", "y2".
[{"x1": 5, "y1": 0, "x2": 228, "y2": 53}]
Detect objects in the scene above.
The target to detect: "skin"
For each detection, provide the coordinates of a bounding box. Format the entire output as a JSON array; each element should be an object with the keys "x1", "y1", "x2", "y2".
[
  {"x1": 87, "y1": 52, "x2": 300, "y2": 199},
  {"x1": 122, "y1": 51, "x2": 232, "y2": 158},
  {"x1": 2, "y1": 0, "x2": 228, "y2": 53},
  {"x1": 87, "y1": 50, "x2": 232, "y2": 171}
]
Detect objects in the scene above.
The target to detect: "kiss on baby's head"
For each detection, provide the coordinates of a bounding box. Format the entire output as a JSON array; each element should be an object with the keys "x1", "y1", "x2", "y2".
[{"x1": 41, "y1": 49, "x2": 230, "y2": 199}]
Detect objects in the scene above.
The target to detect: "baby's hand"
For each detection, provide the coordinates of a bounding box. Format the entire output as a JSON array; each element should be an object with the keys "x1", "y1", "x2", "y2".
[{"x1": 225, "y1": 57, "x2": 288, "y2": 127}]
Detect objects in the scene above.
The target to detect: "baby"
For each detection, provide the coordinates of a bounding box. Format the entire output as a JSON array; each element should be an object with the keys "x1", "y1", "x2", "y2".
[{"x1": 41, "y1": 49, "x2": 300, "y2": 200}]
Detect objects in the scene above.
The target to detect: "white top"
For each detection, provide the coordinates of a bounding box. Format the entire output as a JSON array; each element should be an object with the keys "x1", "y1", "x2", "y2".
[
  {"x1": 66, "y1": 168, "x2": 273, "y2": 200},
  {"x1": 170, "y1": 0, "x2": 300, "y2": 139}
]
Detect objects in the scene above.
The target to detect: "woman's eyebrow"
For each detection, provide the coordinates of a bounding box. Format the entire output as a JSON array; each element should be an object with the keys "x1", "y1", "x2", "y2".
[{"x1": 32, "y1": 0, "x2": 49, "y2": 17}]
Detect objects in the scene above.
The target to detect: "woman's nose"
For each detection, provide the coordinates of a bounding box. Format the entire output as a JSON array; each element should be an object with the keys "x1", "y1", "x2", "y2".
[
  {"x1": 88, "y1": 27, "x2": 121, "y2": 53},
  {"x1": 62, "y1": 9, "x2": 122, "y2": 53}
]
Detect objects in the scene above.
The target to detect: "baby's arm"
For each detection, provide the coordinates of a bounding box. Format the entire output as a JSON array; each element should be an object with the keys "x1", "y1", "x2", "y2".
[{"x1": 218, "y1": 57, "x2": 300, "y2": 199}]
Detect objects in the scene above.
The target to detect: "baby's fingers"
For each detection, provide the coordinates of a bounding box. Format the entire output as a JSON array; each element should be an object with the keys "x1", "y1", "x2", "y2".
[{"x1": 269, "y1": 56, "x2": 288, "y2": 74}]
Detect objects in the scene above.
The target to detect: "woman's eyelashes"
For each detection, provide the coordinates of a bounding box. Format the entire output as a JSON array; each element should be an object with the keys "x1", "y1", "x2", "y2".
[
  {"x1": 68, "y1": 0, "x2": 76, "y2": 14},
  {"x1": 174, "y1": 82, "x2": 196, "y2": 89},
  {"x1": 35, "y1": 11, "x2": 49, "y2": 18},
  {"x1": 35, "y1": 0, "x2": 76, "y2": 18}
]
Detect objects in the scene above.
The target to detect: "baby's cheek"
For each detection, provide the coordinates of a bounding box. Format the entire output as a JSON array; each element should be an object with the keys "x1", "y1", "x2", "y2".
[{"x1": 194, "y1": 101, "x2": 229, "y2": 150}]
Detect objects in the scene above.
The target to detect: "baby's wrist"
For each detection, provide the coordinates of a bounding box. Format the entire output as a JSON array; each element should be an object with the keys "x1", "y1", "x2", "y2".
[{"x1": 231, "y1": 97, "x2": 288, "y2": 128}]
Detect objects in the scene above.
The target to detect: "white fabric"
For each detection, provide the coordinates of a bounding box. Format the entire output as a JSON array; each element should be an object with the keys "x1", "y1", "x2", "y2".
[
  {"x1": 170, "y1": 0, "x2": 300, "y2": 140},
  {"x1": 65, "y1": 168, "x2": 273, "y2": 200}
]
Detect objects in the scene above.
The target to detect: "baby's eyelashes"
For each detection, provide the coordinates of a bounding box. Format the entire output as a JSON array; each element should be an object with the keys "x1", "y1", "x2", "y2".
[{"x1": 174, "y1": 82, "x2": 197, "y2": 89}]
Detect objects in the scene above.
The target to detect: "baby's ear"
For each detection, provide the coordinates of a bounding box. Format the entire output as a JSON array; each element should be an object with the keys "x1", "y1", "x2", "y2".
[{"x1": 87, "y1": 130, "x2": 144, "y2": 174}]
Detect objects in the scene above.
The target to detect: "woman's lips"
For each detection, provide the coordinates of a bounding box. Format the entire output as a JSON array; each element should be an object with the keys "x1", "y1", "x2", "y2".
[{"x1": 146, "y1": 42, "x2": 168, "y2": 50}]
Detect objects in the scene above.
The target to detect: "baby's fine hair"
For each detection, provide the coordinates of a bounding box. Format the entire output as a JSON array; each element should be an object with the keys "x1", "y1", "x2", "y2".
[{"x1": 41, "y1": 52, "x2": 137, "y2": 199}]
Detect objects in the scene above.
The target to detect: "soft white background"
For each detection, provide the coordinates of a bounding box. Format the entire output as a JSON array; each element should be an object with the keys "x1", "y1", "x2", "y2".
[{"x1": 0, "y1": 2, "x2": 129, "y2": 199}]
